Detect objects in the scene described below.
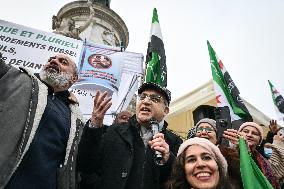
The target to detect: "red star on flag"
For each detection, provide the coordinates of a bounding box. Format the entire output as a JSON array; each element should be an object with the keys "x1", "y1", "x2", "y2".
[
  {"x1": 216, "y1": 95, "x2": 221, "y2": 103},
  {"x1": 218, "y1": 60, "x2": 224, "y2": 70},
  {"x1": 272, "y1": 89, "x2": 278, "y2": 95}
]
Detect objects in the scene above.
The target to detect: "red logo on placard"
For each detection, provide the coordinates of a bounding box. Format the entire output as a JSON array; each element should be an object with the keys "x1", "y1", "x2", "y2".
[{"x1": 88, "y1": 54, "x2": 112, "y2": 69}]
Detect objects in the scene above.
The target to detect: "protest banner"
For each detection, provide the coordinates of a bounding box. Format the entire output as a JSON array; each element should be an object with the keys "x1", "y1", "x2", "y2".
[
  {"x1": 0, "y1": 19, "x2": 82, "y2": 72},
  {"x1": 71, "y1": 43, "x2": 144, "y2": 121},
  {"x1": 0, "y1": 19, "x2": 144, "y2": 123}
]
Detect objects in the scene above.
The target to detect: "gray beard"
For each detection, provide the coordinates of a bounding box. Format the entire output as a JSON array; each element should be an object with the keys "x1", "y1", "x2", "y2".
[{"x1": 39, "y1": 69, "x2": 72, "y2": 90}]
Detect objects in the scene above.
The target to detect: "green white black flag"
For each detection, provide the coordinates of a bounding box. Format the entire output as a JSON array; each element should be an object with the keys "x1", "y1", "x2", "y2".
[
  {"x1": 207, "y1": 41, "x2": 252, "y2": 122},
  {"x1": 145, "y1": 8, "x2": 167, "y2": 87},
  {"x1": 268, "y1": 80, "x2": 284, "y2": 120}
]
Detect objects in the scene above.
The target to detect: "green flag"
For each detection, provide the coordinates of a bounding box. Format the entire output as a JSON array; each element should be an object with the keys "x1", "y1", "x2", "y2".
[
  {"x1": 268, "y1": 80, "x2": 284, "y2": 120},
  {"x1": 145, "y1": 8, "x2": 167, "y2": 87},
  {"x1": 207, "y1": 41, "x2": 252, "y2": 122},
  {"x1": 239, "y1": 138, "x2": 274, "y2": 189}
]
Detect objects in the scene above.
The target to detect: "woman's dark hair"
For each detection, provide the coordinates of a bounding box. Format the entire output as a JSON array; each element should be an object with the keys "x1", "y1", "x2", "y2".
[
  {"x1": 166, "y1": 147, "x2": 189, "y2": 189},
  {"x1": 166, "y1": 146, "x2": 230, "y2": 189}
]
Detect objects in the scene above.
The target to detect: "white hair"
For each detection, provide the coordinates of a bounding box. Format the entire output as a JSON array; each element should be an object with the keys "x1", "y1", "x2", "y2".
[{"x1": 39, "y1": 69, "x2": 73, "y2": 89}]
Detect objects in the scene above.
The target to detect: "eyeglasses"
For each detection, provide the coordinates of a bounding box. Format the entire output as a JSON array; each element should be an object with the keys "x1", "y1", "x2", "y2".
[
  {"x1": 196, "y1": 127, "x2": 214, "y2": 133},
  {"x1": 138, "y1": 93, "x2": 163, "y2": 103}
]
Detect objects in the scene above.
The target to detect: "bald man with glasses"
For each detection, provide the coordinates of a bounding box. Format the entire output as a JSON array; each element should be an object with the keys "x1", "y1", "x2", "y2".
[{"x1": 78, "y1": 82, "x2": 182, "y2": 189}]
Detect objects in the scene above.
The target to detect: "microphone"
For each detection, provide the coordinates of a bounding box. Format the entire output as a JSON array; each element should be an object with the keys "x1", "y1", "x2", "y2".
[{"x1": 149, "y1": 118, "x2": 163, "y2": 165}]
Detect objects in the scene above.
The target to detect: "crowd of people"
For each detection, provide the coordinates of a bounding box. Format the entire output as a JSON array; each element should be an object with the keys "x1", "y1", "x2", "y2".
[
  {"x1": 0, "y1": 53, "x2": 284, "y2": 189},
  {"x1": 189, "y1": 118, "x2": 284, "y2": 189}
]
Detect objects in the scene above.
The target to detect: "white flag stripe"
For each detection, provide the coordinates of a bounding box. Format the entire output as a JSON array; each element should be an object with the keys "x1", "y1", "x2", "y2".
[
  {"x1": 271, "y1": 86, "x2": 281, "y2": 98},
  {"x1": 274, "y1": 106, "x2": 284, "y2": 121},
  {"x1": 149, "y1": 22, "x2": 163, "y2": 41},
  {"x1": 213, "y1": 81, "x2": 241, "y2": 121}
]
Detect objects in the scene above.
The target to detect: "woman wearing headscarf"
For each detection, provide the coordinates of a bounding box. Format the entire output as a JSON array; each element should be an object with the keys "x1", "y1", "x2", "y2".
[{"x1": 167, "y1": 137, "x2": 229, "y2": 189}]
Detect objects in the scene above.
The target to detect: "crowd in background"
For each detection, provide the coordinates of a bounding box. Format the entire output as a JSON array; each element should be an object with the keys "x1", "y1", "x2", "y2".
[{"x1": 1, "y1": 53, "x2": 284, "y2": 189}]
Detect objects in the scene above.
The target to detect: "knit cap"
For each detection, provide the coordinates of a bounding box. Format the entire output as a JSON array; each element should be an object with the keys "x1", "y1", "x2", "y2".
[
  {"x1": 238, "y1": 122, "x2": 264, "y2": 142},
  {"x1": 177, "y1": 137, "x2": 228, "y2": 176},
  {"x1": 196, "y1": 118, "x2": 217, "y2": 133}
]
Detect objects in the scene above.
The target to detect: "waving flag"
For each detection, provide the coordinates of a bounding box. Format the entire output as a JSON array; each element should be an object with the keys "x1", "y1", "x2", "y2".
[
  {"x1": 145, "y1": 8, "x2": 167, "y2": 87},
  {"x1": 268, "y1": 80, "x2": 284, "y2": 120},
  {"x1": 239, "y1": 138, "x2": 274, "y2": 189},
  {"x1": 207, "y1": 41, "x2": 252, "y2": 122}
]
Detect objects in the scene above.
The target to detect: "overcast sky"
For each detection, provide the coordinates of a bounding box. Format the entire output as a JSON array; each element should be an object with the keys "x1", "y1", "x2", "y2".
[{"x1": 1, "y1": 0, "x2": 284, "y2": 122}]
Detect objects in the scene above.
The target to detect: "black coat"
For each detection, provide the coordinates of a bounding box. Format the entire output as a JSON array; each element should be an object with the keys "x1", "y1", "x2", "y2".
[{"x1": 78, "y1": 116, "x2": 182, "y2": 189}]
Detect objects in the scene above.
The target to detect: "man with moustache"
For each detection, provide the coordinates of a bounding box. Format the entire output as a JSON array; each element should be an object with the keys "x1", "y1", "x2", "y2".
[
  {"x1": 0, "y1": 53, "x2": 83, "y2": 189},
  {"x1": 78, "y1": 82, "x2": 183, "y2": 189}
]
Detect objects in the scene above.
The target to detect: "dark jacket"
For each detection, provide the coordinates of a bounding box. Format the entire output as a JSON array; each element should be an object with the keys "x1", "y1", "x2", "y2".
[
  {"x1": 0, "y1": 64, "x2": 84, "y2": 189},
  {"x1": 219, "y1": 145, "x2": 243, "y2": 189},
  {"x1": 78, "y1": 116, "x2": 183, "y2": 189}
]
